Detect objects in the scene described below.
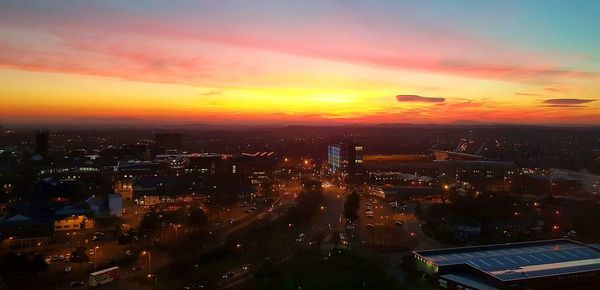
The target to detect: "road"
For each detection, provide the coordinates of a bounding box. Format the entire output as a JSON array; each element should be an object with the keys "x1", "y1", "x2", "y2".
[
  {"x1": 218, "y1": 185, "x2": 346, "y2": 289},
  {"x1": 38, "y1": 182, "x2": 301, "y2": 289}
]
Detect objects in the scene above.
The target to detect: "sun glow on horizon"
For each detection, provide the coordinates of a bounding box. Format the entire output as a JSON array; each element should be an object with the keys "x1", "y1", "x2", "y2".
[{"x1": 1, "y1": 1, "x2": 599, "y2": 125}]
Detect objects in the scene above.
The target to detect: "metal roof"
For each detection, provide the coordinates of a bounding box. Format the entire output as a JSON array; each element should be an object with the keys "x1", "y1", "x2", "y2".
[
  {"x1": 440, "y1": 274, "x2": 499, "y2": 290},
  {"x1": 415, "y1": 239, "x2": 600, "y2": 281}
]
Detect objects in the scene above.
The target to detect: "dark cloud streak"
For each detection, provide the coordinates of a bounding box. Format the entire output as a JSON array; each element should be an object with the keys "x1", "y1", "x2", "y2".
[
  {"x1": 396, "y1": 95, "x2": 445, "y2": 103},
  {"x1": 542, "y1": 98, "x2": 596, "y2": 105}
]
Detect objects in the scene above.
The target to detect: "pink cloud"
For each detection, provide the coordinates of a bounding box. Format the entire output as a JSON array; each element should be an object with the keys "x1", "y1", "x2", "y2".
[{"x1": 0, "y1": 6, "x2": 596, "y2": 86}]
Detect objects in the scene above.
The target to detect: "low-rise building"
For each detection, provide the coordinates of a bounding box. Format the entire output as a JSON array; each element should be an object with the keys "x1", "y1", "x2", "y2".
[
  {"x1": 414, "y1": 239, "x2": 600, "y2": 290},
  {"x1": 53, "y1": 208, "x2": 94, "y2": 231}
]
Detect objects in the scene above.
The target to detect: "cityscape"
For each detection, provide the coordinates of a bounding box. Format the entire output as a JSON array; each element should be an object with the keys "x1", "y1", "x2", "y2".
[{"x1": 1, "y1": 1, "x2": 600, "y2": 290}]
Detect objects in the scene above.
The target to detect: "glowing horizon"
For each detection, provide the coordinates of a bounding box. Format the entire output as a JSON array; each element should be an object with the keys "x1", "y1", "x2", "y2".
[{"x1": 1, "y1": 1, "x2": 600, "y2": 125}]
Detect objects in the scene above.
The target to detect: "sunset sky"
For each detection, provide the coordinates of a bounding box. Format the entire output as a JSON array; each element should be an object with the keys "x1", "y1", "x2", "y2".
[{"x1": 1, "y1": 0, "x2": 600, "y2": 125}]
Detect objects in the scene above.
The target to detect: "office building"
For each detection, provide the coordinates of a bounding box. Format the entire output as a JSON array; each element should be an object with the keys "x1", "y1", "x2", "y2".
[{"x1": 328, "y1": 141, "x2": 363, "y2": 178}]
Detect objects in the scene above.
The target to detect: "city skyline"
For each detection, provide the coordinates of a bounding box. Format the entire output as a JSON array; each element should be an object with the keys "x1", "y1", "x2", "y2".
[{"x1": 1, "y1": 0, "x2": 600, "y2": 125}]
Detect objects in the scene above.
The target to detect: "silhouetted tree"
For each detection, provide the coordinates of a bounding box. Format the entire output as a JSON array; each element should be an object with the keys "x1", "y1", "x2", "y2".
[
  {"x1": 188, "y1": 206, "x2": 208, "y2": 228},
  {"x1": 139, "y1": 210, "x2": 160, "y2": 232},
  {"x1": 414, "y1": 201, "x2": 424, "y2": 219},
  {"x1": 31, "y1": 254, "x2": 49, "y2": 273},
  {"x1": 343, "y1": 192, "x2": 360, "y2": 221}
]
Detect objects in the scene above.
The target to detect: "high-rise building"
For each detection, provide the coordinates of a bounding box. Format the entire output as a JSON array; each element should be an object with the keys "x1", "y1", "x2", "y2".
[
  {"x1": 328, "y1": 141, "x2": 363, "y2": 178},
  {"x1": 35, "y1": 129, "x2": 50, "y2": 157},
  {"x1": 155, "y1": 133, "x2": 183, "y2": 152}
]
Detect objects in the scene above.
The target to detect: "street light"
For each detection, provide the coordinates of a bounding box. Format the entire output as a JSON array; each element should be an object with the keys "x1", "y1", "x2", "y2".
[
  {"x1": 142, "y1": 251, "x2": 152, "y2": 277},
  {"x1": 147, "y1": 273, "x2": 158, "y2": 288}
]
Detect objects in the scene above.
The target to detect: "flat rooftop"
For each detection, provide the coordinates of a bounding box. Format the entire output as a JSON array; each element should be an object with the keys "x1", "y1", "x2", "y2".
[{"x1": 415, "y1": 239, "x2": 600, "y2": 281}]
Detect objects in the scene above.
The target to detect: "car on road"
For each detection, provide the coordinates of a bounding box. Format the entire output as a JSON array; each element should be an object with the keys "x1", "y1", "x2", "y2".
[
  {"x1": 394, "y1": 220, "x2": 403, "y2": 226},
  {"x1": 222, "y1": 272, "x2": 234, "y2": 279},
  {"x1": 296, "y1": 233, "x2": 305, "y2": 242},
  {"x1": 184, "y1": 281, "x2": 209, "y2": 289},
  {"x1": 242, "y1": 264, "x2": 252, "y2": 271},
  {"x1": 366, "y1": 224, "x2": 375, "y2": 228},
  {"x1": 69, "y1": 281, "x2": 84, "y2": 288},
  {"x1": 64, "y1": 266, "x2": 72, "y2": 273},
  {"x1": 89, "y1": 249, "x2": 95, "y2": 256},
  {"x1": 93, "y1": 232, "x2": 105, "y2": 241}
]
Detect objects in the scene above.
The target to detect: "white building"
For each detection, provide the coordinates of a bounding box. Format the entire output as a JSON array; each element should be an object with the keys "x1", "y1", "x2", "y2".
[{"x1": 108, "y1": 193, "x2": 123, "y2": 217}]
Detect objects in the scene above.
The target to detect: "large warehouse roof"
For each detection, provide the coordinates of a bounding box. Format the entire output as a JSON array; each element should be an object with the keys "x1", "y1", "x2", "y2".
[{"x1": 415, "y1": 239, "x2": 600, "y2": 281}]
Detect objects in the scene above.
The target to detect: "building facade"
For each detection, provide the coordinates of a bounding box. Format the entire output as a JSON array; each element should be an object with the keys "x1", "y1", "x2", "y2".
[{"x1": 327, "y1": 141, "x2": 363, "y2": 179}]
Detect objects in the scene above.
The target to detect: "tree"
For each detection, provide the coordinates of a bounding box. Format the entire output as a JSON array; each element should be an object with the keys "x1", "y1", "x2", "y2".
[
  {"x1": 0, "y1": 252, "x2": 49, "y2": 277},
  {"x1": 30, "y1": 254, "x2": 49, "y2": 273},
  {"x1": 70, "y1": 247, "x2": 89, "y2": 264},
  {"x1": 343, "y1": 192, "x2": 360, "y2": 221},
  {"x1": 414, "y1": 201, "x2": 424, "y2": 219},
  {"x1": 139, "y1": 210, "x2": 160, "y2": 232},
  {"x1": 70, "y1": 247, "x2": 89, "y2": 273},
  {"x1": 188, "y1": 206, "x2": 208, "y2": 227},
  {"x1": 285, "y1": 177, "x2": 323, "y2": 224}
]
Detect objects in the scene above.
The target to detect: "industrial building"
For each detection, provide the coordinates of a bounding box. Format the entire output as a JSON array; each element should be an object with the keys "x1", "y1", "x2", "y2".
[
  {"x1": 551, "y1": 169, "x2": 600, "y2": 195},
  {"x1": 414, "y1": 239, "x2": 600, "y2": 289}
]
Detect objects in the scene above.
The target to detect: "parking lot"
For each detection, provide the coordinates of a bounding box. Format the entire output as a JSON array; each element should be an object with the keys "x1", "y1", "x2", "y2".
[{"x1": 348, "y1": 195, "x2": 418, "y2": 250}]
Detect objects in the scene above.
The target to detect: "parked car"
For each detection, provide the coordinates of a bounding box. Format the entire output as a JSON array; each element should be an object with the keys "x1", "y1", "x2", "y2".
[{"x1": 69, "y1": 281, "x2": 83, "y2": 288}]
